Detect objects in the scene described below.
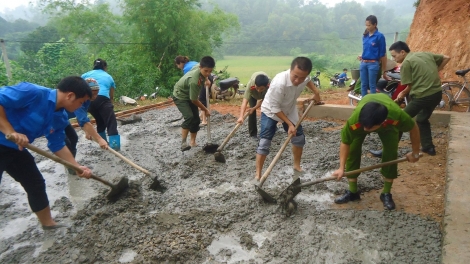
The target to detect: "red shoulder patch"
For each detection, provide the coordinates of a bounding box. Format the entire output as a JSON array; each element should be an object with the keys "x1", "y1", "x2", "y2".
[{"x1": 349, "y1": 123, "x2": 361, "y2": 131}]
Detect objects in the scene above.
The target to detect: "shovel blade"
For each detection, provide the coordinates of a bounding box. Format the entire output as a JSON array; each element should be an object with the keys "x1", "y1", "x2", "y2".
[
  {"x1": 255, "y1": 185, "x2": 277, "y2": 204},
  {"x1": 106, "y1": 177, "x2": 129, "y2": 201},
  {"x1": 149, "y1": 176, "x2": 166, "y2": 193},
  {"x1": 214, "y1": 151, "x2": 226, "y2": 163},
  {"x1": 203, "y1": 143, "x2": 219, "y2": 153}
]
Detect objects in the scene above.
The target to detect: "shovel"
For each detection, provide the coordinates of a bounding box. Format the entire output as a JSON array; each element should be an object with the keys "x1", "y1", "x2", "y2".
[
  {"x1": 214, "y1": 112, "x2": 250, "y2": 163},
  {"x1": 255, "y1": 99, "x2": 316, "y2": 203},
  {"x1": 6, "y1": 135, "x2": 129, "y2": 201},
  {"x1": 278, "y1": 154, "x2": 423, "y2": 215},
  {"x1": 203, "y1": 85, "x2": 219, "y2": 153},
  {"x1": 103, "y1": 146, "x2": 165, "y2": 192}
]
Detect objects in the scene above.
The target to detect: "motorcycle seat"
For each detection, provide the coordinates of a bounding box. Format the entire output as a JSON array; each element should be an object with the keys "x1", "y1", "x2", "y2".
[
  {"x1": 455, "y1": 68, "x2": 470, "y2": 76},
  {"x1": 387, "y1": 72, "x2": 401, "y2": 80},
  {"x1": 219, "y1": 77, "x2": 239, "y2": 90}
]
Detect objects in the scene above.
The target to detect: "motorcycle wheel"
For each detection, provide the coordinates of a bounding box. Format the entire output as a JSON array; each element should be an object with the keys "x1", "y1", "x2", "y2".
[
  {"x1": 315, "y1": 80, "x2": 321, "y2": 88},
  {"x1": 226, "y1": 87, "x2": 238, "y2": 100},
  {"x1": 210, "y1": 85, "x2": 218, "y2": 103}
]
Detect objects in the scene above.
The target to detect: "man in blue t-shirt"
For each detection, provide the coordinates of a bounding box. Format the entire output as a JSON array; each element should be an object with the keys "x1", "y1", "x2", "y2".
[{"x1": 0, "y1": 76, "x2": 93, "y2": 230}]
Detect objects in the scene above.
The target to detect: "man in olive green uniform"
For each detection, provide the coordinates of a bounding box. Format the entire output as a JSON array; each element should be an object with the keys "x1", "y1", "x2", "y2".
[
  {"x1": 370, "y1": 41, "x2": 450, "y2": 157},
  {"x1": 173, "y1": 56, "x2": 215, "y2": 151},
  {"x1": 332, "y1": 93, "x2": 421, "y2": 210},
  {"x1": 237, "y1": 72, "x2": 270, "y2": 139}
]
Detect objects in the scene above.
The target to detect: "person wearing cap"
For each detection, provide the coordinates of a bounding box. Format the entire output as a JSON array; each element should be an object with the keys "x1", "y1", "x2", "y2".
[
  {"x1": 0, "y1": 76, "x2": 93, "y2": 229},
  {"x1": 332, "y1": 93, "x2": 421, "y2": 210},
  {"x1": 60, "y1": 78, "x2": 109, "y2": 175},
  {"x1": 237, "y1": 72, "x2": 270, "y2": 139},
  {"x1": 82, "y1": 58, "x2": 120, "y2": 151}
]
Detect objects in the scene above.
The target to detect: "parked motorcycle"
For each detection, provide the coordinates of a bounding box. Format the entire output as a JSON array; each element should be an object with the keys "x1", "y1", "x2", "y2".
[
  {"x1": 206, "y1": 66, "x2": 239, "y2": 101},
  {"x1": 330, "y1": 73, "x2": 349, "y2": 87},
  {"x1": 348, "y1": 66, "x2": 408, "y2": 106},
  {"x1": 210, "y1": 75, "x2": 240, "y2": 101},
  {"x1": 312, "y1": 71, "x2": 321, "y2": 88}
]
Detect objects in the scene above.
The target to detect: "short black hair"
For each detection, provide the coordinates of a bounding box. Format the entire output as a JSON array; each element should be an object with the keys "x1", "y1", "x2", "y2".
[
  {"x1": 57, "y1": 76, "x2": 92, "y2": 99},
  {"x1": 200, "y1": 56, "x2": 215, "y2": 68},
  {"x1": 291, "y1": 57, "x2": 313, "y2": 74},
  {"x1": 359, "y1": 102, "x2": 388, "y2": 129},
  {"x1": 389, "y1": 41, "x2": 411, "y2": 53},
  {"x1": 93, "y1": 58, "x2": 107, "y2": 70},
  {"x1": 254, "y1": 74, "x2": 269, "y2": 87},
  {"x1": 343, "y1": 68, "x2": 348, "y2": 71}
]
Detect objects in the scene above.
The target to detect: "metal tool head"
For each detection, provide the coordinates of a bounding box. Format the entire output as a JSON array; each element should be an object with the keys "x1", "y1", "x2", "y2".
[
  {"x1": 214, "y1": 151, "x2": 226, "y2": 163},
  {"x1": 149, "y1": 176, "x2": 166, "y2": 192},
  {"x1": 255, "y1": 185, "x2": 277, "y2": 204},
  {"x1": 278, "y1": 178, "x2": 302, "y2": 216},
  {"x1": 106, "y1": 176, "x2": 129, "y2": 201},
  {"x1": 203, "y1": 143, "x2": 220, "y2": 153}
]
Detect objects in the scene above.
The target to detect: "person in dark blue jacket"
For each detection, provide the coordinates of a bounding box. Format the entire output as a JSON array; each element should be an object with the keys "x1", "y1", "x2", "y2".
[
  {"x1": 61, "y1": 78, "x2": 108, "y2": 175},
  {"x1": 0, "y1": 76, "x2": 93, "y2": 229},
  {"x1": 359, "y1": 15, "x2": 388, "y2": 97}
]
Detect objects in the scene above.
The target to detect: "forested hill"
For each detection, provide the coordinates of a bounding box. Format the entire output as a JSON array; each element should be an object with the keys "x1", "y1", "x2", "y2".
[{"x1": 200, "y1": 0, "x2": 416, "y2": 56}]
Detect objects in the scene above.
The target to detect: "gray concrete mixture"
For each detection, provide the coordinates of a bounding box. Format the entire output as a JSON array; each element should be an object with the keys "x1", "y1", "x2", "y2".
[{"x1": 0, "y1": 107, "x2": 442, "y2": 263}]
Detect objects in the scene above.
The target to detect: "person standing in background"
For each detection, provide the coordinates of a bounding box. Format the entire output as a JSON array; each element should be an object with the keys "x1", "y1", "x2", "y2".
[
  {"x1": 82, "y1": 59, "x2": 120, "y2": 151},
  {"x1": 358, "y1": 15, "x2": 388, "y2": 97}
]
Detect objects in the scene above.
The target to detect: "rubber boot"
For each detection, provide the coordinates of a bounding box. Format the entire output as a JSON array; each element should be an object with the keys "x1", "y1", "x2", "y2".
[
  {"x1": 109, "y1": 135, "x2": 121, "y2": 151},
  {"x1": 98, "y1": 131, "x2": 108, "y2": 142}
]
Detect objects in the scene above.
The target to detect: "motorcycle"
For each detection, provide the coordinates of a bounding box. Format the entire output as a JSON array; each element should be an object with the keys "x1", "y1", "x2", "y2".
[
  {"x1": 330, "y1": 73, "x2": 349, "y2": 87},
  {"x1": 348, "y1": 66, "x2": 409, "y2": 106},
  {"x1": 312, "y1": 71, "x2": 321, "y2": 88},
  {"x1": 209, "y1": 66, "x2": 240, "y2": 101}
]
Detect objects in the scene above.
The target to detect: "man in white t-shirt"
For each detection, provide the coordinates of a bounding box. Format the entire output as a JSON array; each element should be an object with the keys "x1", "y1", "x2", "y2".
[{"x1": 255, "y1": 57, "x2": 322, "y2": 180}]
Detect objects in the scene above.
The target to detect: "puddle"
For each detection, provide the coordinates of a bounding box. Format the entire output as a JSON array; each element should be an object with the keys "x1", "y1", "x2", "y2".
[{"x1": 206, "y1": 233, "x2": 259, "y2": 264}]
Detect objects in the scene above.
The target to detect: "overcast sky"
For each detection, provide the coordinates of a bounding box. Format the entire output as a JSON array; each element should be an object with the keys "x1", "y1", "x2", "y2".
[{"x1": 1, "y1": 0, "x2": 383, "y2": 13}]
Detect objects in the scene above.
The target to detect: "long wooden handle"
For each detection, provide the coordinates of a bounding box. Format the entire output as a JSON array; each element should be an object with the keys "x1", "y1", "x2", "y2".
[
  {"x1": 259, "y1": 100, "x2": 316, "y2": 187},
  {"x1": 217, "y1": 112, "x2": 250, "y2": 152},
  {"x1": 5, "y1": 135, "x2": 113, "y2": 188},
  {"x1": 206, "y1": 85, "x2": 212, "y2": 141},
  {"x1": 106, "y1": 147, "x2": 150, "y2": 175},
  {"x1": 296, "y1": 155, "x2": 420, "y2": 188}
]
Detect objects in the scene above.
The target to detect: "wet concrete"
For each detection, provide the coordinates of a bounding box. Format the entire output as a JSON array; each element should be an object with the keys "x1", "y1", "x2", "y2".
[{"x1": 0, "y1": 106, "x2": 442, "y2": 263}]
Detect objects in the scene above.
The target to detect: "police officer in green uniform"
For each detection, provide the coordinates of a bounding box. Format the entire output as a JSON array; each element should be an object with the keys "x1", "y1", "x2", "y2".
[
  {"x1": 173, "y1": 56, "x2": 215, "y2": 151},
  {"x1": 370, "y1": 41, "x2": 450, "y2": 157},
  {"x1": 332, "y1": 93, "x2": 421, "y2": 210},
  {"x1": 237, "y1": 72, "x2": 270, "y2": 139}
]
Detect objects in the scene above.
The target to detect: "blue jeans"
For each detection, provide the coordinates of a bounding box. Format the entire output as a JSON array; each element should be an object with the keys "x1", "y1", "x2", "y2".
[
  {"x1": 259, "y1": 113, "x2": 304, "y2": 140},
  {"x1": 360, "y1": 61, "x2": 380, "y2": 97}
]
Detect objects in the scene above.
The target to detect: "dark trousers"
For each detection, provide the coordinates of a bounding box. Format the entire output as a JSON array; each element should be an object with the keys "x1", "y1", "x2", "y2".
[
  {"x1": 88, "y1": 95, "x2": 118, "y2": 136},
  {"x1": 173, "y1": 97, "x2": 201, "y2": 133},
  {"x1": 248, "y1": 96, "x2": 258, "y2": 137},
  {"x1": 0, "y1": 145, "x2": 49, "y2": 212},
  {"x1": 401, "y1": 91, "x2": 442, "y2": 149},
  {"x1": 64, "y1": 124, "x2": 78, "y2": 157}
]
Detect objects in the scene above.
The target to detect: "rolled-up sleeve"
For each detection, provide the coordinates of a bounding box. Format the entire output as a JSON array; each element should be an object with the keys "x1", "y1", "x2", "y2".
[{"x1": 74, "y1": 102, "x2": 91, "y2": 127}]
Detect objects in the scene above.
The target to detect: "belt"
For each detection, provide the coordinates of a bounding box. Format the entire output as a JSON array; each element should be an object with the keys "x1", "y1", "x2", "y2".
[{"x1": 362, "y1": 59, "x2": 377, "y2": 63}]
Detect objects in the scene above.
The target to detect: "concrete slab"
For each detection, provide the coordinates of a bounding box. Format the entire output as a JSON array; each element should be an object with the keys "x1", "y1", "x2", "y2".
[{"x1": 442, "y1": 112, "x2": 470, "y2": 264}]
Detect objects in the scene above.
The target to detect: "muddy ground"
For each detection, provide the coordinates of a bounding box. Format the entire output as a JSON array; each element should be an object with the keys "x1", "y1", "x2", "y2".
[{"x1": 0, "y1": 105, "x2": 445, "y2": 263}]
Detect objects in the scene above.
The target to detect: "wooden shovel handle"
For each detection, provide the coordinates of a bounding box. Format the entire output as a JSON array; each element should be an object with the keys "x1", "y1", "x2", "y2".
[
  {"x1": 259, "y1": 100, "x2": 316, "y2": 186},
  {"x1": 5, "y1": 134, "x2": 113, "y2": 187},
  {"x1": 217, "y1": 112, "x2": 250, "y2": 152},
  {"x1": 106, "y1": 147, "x2": 151, "y2": 175},
  {"x1": 296, "y1": 155, "x2": 421, "y2": 189}
]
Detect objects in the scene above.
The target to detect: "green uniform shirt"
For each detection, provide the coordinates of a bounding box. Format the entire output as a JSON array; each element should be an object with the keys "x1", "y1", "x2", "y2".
[
  {"x1": 244, "y1": 71, "x2": 269, "y2": 100},
  {"x1": 173, "y1": 68, "x2": 205, "y2": 101},
  {"x1": 341, "y1": 93, "x2": 415, "y2": 145},
  {"x1": 400, "y1": 52, "x2": 443, "y2": 98}
]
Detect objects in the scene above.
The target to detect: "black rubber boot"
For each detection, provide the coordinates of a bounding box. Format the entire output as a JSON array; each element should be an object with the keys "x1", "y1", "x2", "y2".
[
  {"x1": 421, "y1": 147, "x2": 436, "y2": 156},
  {"x1": 380, "y1": 193, "x2": 396, "y2": 210},
  {"x1": 369, "y1": 149, "x2": 383, "y2": 158},
  {"x1": 334, "y1": 190, "x2": 361, "y2": 204}
]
